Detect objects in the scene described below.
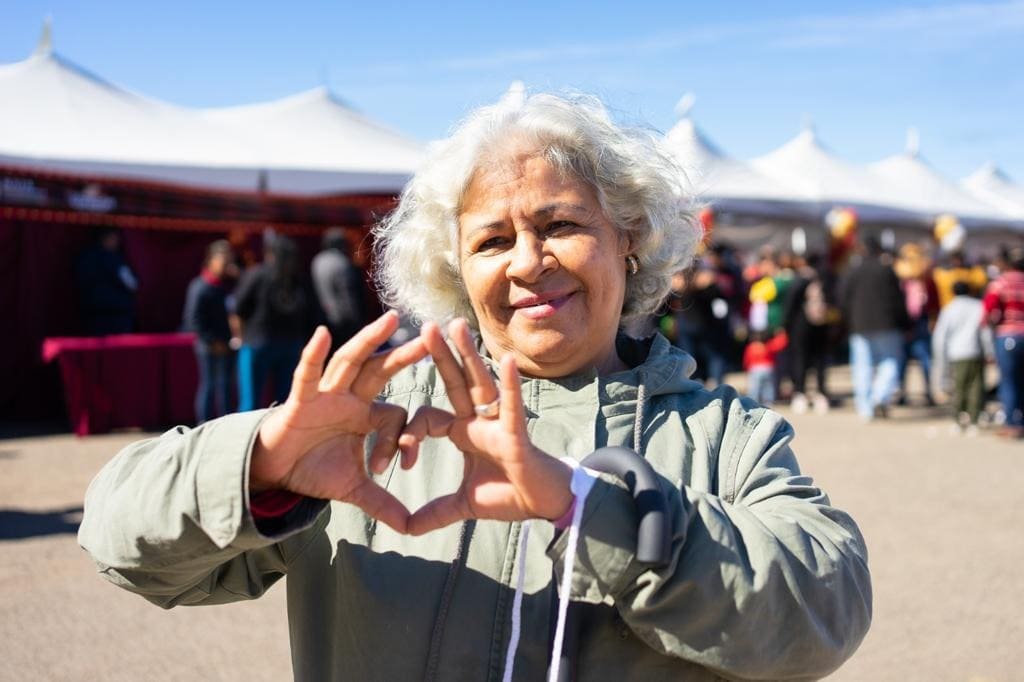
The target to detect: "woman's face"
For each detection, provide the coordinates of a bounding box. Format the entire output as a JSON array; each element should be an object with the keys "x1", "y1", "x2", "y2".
[{"x1": 458, "y1": 152, "x2": 630, "y2": 378}]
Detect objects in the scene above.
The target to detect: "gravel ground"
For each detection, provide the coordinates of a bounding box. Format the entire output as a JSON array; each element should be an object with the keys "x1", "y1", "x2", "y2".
[{"x1": 1, "y1": 367, "x2": 1020, "y2": 681}]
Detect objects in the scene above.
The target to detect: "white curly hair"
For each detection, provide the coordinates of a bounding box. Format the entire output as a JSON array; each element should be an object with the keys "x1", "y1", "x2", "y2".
[{"x1": 373, "y1": 90, "x2": 700, "y2": 328}]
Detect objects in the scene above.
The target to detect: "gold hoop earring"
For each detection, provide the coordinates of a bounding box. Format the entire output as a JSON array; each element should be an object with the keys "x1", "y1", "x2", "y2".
[{"x1": 625, "y1": 254, "x2": 639, "y2": 276}]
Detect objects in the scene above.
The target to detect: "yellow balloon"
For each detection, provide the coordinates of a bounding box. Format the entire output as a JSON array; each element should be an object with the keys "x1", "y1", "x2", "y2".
[
  {"x1": 826, "y1": 207, "x2": 858, "y2": 240},
  {"x1": 934, "y1": 213, "x2": 960, "y2": 241}
]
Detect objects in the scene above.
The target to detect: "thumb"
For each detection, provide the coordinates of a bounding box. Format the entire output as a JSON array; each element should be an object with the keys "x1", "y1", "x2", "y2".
[{"x1": 398, "y1": 406, "x2": 456, "y2": 470}]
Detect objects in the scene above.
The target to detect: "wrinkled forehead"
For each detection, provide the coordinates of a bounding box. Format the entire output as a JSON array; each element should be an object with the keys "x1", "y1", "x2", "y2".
[
  {"x1": 461, "y1": 130, "x2": 591, "y2": 200},
  {"x1": 459, "y1": 152, "x2": 602, "y2": 229}
]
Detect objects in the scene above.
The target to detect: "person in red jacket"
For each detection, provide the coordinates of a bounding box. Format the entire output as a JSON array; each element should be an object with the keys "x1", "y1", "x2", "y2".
[
  {"x1": 983, "y1": 247, "x2": 1024, "y2": 438},
  {"x1": 744, "y1": 329, "x2": 788, "y2": 405}
]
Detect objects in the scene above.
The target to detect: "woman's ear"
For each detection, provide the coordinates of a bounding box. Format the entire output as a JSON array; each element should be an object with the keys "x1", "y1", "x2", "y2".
[{"x1": 618, "y1": 223, "x2": 638, "y2": 257}]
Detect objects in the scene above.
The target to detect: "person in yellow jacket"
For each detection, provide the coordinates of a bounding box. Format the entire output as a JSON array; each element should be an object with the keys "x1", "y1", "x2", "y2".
[{"x1": 933, "y1": 252, "x2": 988, "y2": 308}]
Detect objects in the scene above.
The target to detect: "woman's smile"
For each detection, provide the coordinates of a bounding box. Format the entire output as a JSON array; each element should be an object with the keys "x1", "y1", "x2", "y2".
[{"x1": 509, "y1": 289, "x2": 577, "y2": 320}]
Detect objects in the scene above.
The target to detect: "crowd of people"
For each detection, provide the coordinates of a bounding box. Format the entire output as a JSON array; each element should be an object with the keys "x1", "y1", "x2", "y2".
[
  {"x1": 73, "y1": 215, "x2": 1023, "y2": 442},
  {"x1": 665, "y1": 236, "x2": 1024, "y2": 439},
  {"x1": 178, "y1": 228, "x2": 369, "y2": 423}
]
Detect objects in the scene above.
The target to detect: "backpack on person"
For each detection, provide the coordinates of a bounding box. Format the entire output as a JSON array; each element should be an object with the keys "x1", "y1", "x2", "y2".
[{"x1": 803, "y1": 279, "x2": 828, "y2": 326}]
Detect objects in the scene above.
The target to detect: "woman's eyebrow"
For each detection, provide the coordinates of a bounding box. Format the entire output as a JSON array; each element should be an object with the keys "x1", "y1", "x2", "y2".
[
  {"x1": 461, "y1": 219, "x2": 506, "y2": 238},
  {"x1": 532, "y1": 203, "x2": 590, "y2": 218},
  {"x1": 461, "y1": 202, "x2": 593, "y2": 237}
]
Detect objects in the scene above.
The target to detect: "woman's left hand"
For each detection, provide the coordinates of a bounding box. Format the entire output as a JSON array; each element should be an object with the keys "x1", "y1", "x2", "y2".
[{"x1": 400, "y1": 318, "x2": 573, "y2": 536}]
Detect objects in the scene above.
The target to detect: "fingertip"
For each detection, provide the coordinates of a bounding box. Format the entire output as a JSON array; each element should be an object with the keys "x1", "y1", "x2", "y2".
[
  {"x1": 307, "y1": 325, "x2": 326, "y2": 347},
  {"x1": 400, "y1": 444, "x2": 418, "y2": 470},
  {"x1": 419, "y1": 321, "x2": 441, "y2": 346},
  {"x1": 500, "y1": 353, "x2": 519, "y2": 380},
  {"x1": 448, "y1": 317, "x2": 467, "y2": 336}
]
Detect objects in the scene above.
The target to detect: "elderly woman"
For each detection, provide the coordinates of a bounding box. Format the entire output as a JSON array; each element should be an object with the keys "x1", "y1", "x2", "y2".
[{"x1": 80, "y1": 93, "x2": 871, "y2": 681}]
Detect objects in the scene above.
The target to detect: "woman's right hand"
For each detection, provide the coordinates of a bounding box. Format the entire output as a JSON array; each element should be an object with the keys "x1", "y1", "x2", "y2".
[{"x1": 249, "y1": 311, "x2": 428, "y2": 532}]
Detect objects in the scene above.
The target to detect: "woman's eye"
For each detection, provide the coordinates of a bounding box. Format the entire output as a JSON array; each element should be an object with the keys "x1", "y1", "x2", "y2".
[
  {"x1": 477, "y1": 236, "x2": 508, "y2": 251},
  {"x1": 542, "y1": 221, "x2": 577, "y2": 236}
]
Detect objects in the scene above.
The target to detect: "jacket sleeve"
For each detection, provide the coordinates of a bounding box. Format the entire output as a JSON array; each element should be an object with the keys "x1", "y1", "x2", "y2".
[
  {"x1": 78, "y1": 409, "x2": 328, "y2": 609},
  {"x1": 232, "y1": 268, "x2": 260, "y2": 321},
  {"x1": 930, "y1": 309, "x2": 949, "y2": 394},
  {"x1": 181, "y1": 279, "x2": 200, "y2": 334},
  {"x1": 888, "y1": 269, "x2": 912, "y2": 331},
  {"x1": 547, "y1": 401, "x2": 871, "y2": 681}
]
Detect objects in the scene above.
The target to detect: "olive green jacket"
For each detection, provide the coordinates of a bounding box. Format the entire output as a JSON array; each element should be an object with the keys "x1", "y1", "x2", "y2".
[{"x1": 79, "y1": 334, "x2": 871, "y2": 681}]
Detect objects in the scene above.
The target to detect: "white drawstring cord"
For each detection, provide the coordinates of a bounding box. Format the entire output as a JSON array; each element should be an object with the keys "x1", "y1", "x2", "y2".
[
  {"x1": 501, "y1": 519, "x2": 532, "y2": 682},
  {"x1": 548, "y1": 459, "x2": 597, "y2": 682},
  {"x1": 501, "y1": 460, "x2": 597, "y2": 682}
]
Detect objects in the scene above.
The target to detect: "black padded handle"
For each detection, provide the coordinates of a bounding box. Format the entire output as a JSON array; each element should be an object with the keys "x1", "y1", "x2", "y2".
[{"x1": 580, "y1": 446, "x2": 671, "y2": 566}]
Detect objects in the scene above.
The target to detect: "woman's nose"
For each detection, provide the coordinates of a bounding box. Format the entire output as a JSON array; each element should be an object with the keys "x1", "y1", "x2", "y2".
[{"x1": 505, "y1": 232, "x2": 554, "y2": 282}]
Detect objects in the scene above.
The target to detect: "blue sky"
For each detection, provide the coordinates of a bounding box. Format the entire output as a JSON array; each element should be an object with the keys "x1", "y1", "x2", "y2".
[{"x1": 3, "y1": 1, "x2": 1023, "y2": 180}]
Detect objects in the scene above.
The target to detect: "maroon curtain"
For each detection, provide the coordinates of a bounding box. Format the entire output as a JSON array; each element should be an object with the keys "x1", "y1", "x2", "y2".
[{"x1": 1, "y1": 218, "x2": 374, "y2": 421}]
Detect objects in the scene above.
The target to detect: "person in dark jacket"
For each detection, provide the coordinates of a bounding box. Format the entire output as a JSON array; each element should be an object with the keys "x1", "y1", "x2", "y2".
[
  {"x1": 182, "y1": 240, "x2": 236, "y2": 423},
  {"x1": 311, "y1": 228, "x2": 369, "y2": 353},
  {"x1": 670, "y1": 265, "x2": 732, "y2": 387},
  {"x1": 783, "y1": 253, "x2": 834, "y2": 413},
  {"x1": 75, "y1": 227, "x2": 138, "y2": 335},
  {"x1": 232, "y1": 235, "x2": 320, "y2": 411},
  {"x1": 841, "y1": 237, "x2": 911, "y2": 420}
]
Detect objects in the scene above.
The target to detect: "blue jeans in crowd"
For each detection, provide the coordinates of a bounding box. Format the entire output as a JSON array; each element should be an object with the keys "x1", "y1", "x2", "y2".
[
  {"x1": 747, "y1": 366, "x2": 776, "y2": 405},
  {"x1": 849, "y1": 330, "x2": 904, "y2": 419},
  {"x1": 994, "y1": 334, "x2": 1024, "y2": 427},
  {"x1": 899, "y1": 318, "x2": 933, "y2": 401},
  {"x1": 194, "y1": 343, "x2": 235, "y2": 424},
  {"x1": 237, "y1": 339, "x2": 304, "y2": 412}
]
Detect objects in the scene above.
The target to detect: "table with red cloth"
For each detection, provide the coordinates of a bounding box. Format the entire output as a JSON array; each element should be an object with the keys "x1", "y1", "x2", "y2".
[{"x1": 41, "y1": 333, "x2": 199, "y2": 436}]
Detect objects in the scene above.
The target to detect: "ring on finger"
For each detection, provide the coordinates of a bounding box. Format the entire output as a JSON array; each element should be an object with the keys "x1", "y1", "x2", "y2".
[{"x1": 473, "y1": 398, "x2": 500, "y2": 419}]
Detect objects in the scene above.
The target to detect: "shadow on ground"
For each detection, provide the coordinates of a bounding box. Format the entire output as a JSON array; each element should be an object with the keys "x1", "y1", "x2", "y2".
[
  {"x1": 0, "y1": 507, "x2": 83, "y2": 540},
  {"x1": 0, "y1": 420, "x2": 70, "y2": 440}
]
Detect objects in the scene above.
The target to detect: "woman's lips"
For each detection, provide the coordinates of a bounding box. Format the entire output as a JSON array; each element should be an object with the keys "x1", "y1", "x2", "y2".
[{"x1": 512, "y1": 292, "x2": 575, "y2": 320}]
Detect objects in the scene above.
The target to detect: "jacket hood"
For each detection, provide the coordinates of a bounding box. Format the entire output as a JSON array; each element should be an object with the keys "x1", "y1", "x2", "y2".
[{"x1": 610, "y1": 332, "x2": 702, "y2": 398}]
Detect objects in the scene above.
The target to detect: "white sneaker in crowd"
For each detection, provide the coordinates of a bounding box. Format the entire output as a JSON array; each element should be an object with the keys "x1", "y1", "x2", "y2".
[
  {"x1": 791, "y1": 392, "x2": 809, "y2": 414},
  {"x1": 812, "y1": 394, "x2": 830, "y2": 414}
]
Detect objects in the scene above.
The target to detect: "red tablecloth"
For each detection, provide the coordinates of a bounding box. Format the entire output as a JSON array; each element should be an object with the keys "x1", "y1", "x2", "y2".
[{"x1": 42, "y1": 333, "x2": 198, "y2": 436}]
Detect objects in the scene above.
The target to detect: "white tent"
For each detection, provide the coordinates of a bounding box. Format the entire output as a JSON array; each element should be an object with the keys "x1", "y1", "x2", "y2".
[
  {"x1": 663, "y1": 116, "x2": 815, "y2": 219},
  {"x1": 962, "y1": 163, "x2": 1024, "y2": 221},
  {"x1": 0, "y1": 28, "x2": 422, "y2": 195},
  {"x1": 200, "y1": 88, "x2": 424, "y2": 195},
  {"x1": 868, "y1": 132, "x2": 1015, "y2": 228},
  {"x1": 750, "y1": 127, "x2": 919, "y2": 223}
]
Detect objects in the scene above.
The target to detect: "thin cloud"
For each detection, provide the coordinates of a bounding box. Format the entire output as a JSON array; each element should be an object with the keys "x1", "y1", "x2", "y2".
[{"x1": 336, "y1": 1, "x2": 1024, "y2": 79}]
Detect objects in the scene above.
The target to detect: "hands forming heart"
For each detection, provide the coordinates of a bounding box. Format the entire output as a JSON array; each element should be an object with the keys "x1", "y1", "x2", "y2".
[{"x1": 249, "y1": 311, "x2": 573, "y2": 535}]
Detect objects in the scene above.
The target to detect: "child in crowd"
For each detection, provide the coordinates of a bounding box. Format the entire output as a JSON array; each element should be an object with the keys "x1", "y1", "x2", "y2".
[
  {"x1": 931, "y1": 281, "x2": 992, "y2": 435},
  {"x1": 744, "y1": 329, "x2": 788, "y2": 406}
]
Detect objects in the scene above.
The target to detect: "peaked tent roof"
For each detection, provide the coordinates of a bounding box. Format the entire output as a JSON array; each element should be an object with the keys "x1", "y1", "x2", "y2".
[
  {"x1": 962, "y1": 163, "x2": 1024, "y2": 220},
  {"x1": 0, "y1": 48, "x2": 264, "y2": 183},
  {"x1": 750, "y1": 128, "x2": 919, "y2": 222},
  {"x1": 868, "y1": 132, "x2": 1013, "y2": 226},
  {"x1": 663, "y1": 117, "x2": 816, "y2": 219},
  {"x1": 0, "y1": 31, "x2": 423, "y2": 195},
  {"x1": 200, "y1": 87, "x2": 424, "y2": 195}
]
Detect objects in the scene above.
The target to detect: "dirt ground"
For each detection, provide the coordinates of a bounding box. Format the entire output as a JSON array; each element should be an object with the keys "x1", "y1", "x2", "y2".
[{"x1": 1, "y1": 367, "x2": 1021, "y2": 681}]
